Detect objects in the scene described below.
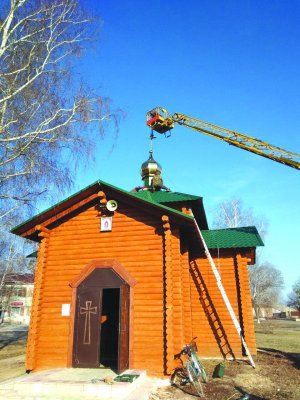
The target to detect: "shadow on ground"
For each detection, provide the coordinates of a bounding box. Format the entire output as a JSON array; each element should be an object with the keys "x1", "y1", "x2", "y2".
[
  {"x1": 171, "y1": 382, "x2": 199, "y2": 397},
  {"x1": 259, "y1": 347, "x2": 300, "y2": 370},
  {"x1": 234, "y1": 386, "x2": 266, "y2": 399},
  {"x1": 0, "y1": 330, "x2": 27, "y2": 350}
]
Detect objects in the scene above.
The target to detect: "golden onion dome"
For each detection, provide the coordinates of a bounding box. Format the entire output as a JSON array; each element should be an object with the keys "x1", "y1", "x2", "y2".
[{"x1": 141, "y1": 151, "x2": 162, "y2": 184}]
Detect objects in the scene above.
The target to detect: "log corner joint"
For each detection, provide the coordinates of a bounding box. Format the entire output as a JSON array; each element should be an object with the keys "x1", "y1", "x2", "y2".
[
  {"x1": 96, "y1": 191, "x2": 108, "y2": 216},
  {"x1": 162, "y1": 215, "x2": 171, "y2": 231},
  {"x1": 35, "y1": 224, "x2": 50, "y2": 238}
]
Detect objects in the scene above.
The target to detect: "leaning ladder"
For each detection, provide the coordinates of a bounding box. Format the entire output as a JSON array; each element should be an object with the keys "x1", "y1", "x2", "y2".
[{"x1": 192, "y1": 217, "x2": 256, "y2": 368}]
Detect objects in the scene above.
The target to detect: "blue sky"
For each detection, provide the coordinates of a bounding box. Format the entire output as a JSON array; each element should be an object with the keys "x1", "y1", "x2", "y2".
[{"x1": 41, "y1": 1, "x2": 300, "y2": 299}]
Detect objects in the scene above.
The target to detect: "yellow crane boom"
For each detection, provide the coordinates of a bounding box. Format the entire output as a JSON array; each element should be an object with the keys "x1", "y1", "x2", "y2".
[{"x1": 146, "y1": 107, "x2": 300, "y2": 170}]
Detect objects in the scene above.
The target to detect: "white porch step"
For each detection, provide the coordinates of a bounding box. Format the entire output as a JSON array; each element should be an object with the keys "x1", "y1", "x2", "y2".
[{"x1": 0, "y1": 368, "x2": 147, "y2": 400}]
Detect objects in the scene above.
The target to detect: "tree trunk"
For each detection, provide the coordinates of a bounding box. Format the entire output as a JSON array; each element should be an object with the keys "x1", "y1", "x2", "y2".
[{"x1": 255, "y1": 306, "x2": 261, "y2": 324}]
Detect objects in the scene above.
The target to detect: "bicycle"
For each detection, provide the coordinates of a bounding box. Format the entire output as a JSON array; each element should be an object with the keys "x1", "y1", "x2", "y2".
[{"x1": 171, "y1": 337, "x2": 208, "y2": 397}]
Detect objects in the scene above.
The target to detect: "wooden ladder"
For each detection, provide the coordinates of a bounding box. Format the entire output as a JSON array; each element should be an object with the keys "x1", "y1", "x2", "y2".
[
  {"x1": 190, "y1": 260, "x2": 235, "y2": 358},
  {"x1": 192, "y1": 216, "x2": 256, "y2": 368}
]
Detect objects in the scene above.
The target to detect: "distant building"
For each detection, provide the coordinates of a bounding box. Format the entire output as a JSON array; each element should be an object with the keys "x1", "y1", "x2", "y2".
[
  {"x1": 0, "y1": 273, "x2": 34, "y2": 324},
  {"x1": 290, "y1": 310, "x2": 300, "y2": 318},
  {"x1": 253, "y1": 305, "x2": 297, "y2": 319}
]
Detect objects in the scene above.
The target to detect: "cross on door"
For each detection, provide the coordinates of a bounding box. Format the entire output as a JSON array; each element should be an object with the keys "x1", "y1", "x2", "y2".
[{"x1": 80, "y1": 300, "x2": 97, "y2": 345}]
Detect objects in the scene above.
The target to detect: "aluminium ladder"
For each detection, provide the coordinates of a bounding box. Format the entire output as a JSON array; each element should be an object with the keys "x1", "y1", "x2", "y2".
[{"x1": 192, "y1": 216, "x2": 256, "y2": 368}]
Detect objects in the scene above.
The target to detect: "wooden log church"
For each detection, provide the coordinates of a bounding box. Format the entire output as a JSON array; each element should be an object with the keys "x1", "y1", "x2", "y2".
[{"x1": 12, "y1": 150, "x2": 263, "y2": 376}]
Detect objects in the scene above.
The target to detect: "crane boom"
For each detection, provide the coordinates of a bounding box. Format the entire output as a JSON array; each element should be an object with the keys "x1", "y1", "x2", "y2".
[{"x1": 146, "y1": 107, "x2": 300, "y2": 170}]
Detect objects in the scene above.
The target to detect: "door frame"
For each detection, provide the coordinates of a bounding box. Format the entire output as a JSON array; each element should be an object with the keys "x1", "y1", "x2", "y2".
[{"x1": 68, "y1": 259, "x2": 137, "y2": 368}]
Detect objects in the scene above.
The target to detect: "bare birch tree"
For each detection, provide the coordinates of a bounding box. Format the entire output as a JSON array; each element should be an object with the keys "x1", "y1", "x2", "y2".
[
  {"x1": 0, "y1": 0, "x2": 121, "y2": 220},
  {"x1": 287, "y1": 277, "x2": 300, "y2": 311},
  {"x1": 249, "y1": 262, "x2": 284, "y2": 322},
  {"x1": 0, "y1": 231, "x2": 36, "y2": 317},
  {"x1": 212, "y1": 198, "x2": 284, "y2": 322},
  {"x1": 212, "y1": 198, "x2": 268, "y2": 239}
]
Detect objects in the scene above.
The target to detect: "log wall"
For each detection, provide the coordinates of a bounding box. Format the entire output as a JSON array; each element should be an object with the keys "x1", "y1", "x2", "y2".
[
  {"x1": 26, "y1": 198, "x2": 256, "y2": 376},
  {"x1": 27, "y1": 200, "x2": 167, "y2": 376}
]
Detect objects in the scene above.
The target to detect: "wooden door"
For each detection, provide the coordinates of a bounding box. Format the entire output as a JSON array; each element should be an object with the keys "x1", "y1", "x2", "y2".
[
  {"x1": 73, "y1": 285, "x2": 102, "y2": 368},
  {"x1": 118, "y1": 284, "x2": 130, "y2": 373},
  {"x1": 72, "y1": 268, "x2": 130, "y2": 371}
]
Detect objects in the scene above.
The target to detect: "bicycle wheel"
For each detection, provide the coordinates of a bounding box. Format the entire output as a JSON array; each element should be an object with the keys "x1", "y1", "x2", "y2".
[
  {"x1": 193, "y1": 354, "x2": 209, "y2": 383},
  {"x1": 170, "y1": 367, "x2": 189, "y2": 387},
  {"x1": 186, "y1": 362, "x2": 204, "y2": 397}
]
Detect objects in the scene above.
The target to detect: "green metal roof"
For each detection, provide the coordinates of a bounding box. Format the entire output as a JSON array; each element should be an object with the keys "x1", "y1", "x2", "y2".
[
  {"x1": 26, "y1": 251, "x2": 38, "y2": 258},
  {"x1": 131, "y1": 191, "x2": 201, "y2": 204},
  {"x1": 11, "y1": 180, "x2": 102, "y2": 233},
  {"x1": 11, "y1": 179, "x2": 194, "y2": 238},
  {"x1": 202, "y1": 227, "x2": 264, "y2": 249},
  {"x1": 12, "y1": 179, "x2": 263, "y2": 250}
]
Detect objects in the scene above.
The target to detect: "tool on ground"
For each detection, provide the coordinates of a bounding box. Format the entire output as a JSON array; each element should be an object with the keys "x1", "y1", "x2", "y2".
[
  {"x1": 114, "y1": 374, "x2": 140, "y2": 383},
  {"x1": 213, "y1": 363, "x2": 225, "y2": 378}
]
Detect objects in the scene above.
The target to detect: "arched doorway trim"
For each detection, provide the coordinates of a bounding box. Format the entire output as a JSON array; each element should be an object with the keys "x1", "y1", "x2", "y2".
[
  {"x1": 69, "y1": 258, "x2": 137, "y2": 288},
  {"x1": 68, "y1": 259, "x2": 137, "y2": 368}
]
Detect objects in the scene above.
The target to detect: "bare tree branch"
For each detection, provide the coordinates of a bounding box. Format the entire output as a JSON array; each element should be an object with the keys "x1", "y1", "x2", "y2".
[
  {"x1": 249, "y1": 262, "x2": 284, "y2": 322},
  {"x1": 212, "y1": 198, "x2": 283, "y2": 322},
  {"x1": 212, "y1": 198, "x2": 268, "y2": 239},
  {"x1": 287, "y1": 278, "x2": 300, "y2": 310},
  {"x1": 0, "y1": 0, "x2": 123, "y2": 221}
]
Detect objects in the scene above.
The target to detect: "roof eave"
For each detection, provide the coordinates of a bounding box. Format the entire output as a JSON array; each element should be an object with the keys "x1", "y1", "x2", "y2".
[{"x1": 11, "y1": 180, "x2": 194, "y2": 240}]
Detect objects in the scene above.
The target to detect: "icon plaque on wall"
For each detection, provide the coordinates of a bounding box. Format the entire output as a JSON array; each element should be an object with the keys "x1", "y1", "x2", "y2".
[{"x1": 100, "y1": 216, "x2": 112, "y2": 232}]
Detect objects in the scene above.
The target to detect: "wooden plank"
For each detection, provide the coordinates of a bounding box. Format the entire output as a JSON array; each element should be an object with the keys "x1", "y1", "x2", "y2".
[{"x1": 46, "y1": 253, "x2": 163, "y2": 262}]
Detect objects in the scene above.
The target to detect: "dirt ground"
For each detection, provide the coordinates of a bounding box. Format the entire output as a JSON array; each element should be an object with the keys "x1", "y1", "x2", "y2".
[
  {"x1": 0, "y1": 324, "x2": 27, "y2": 382},
  {"x1": 150, "y1": 350, "x2": 300, "y2": 400},
  {"x1": 150, "y1": 320, "x2": 300, "y2": 400},
  {"x1": 0, "y1": 320, "x2": 299, "y2": 399}
]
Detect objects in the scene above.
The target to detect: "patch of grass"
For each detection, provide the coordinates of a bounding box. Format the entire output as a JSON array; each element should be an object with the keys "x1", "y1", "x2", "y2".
[
  {"x1": 255, "y1": 319, "x2": 300, "y2": 354},
  {"x1": 0, "y1": 329, "x2": 27, "y2": 382},
  {"x1": 0, "y1": 339, "x2": 27, "y2": 360}
]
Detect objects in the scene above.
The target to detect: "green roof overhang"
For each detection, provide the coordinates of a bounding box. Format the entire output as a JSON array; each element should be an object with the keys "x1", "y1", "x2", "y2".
[
  {"x1": 201, "y1": 226, "x2": 264, "y2": 249},
  {"x1": 132, "y1": 190, "x2": 208, "y2": 229},
  {"x1": 11, "y1": 180, "x2": 263, "y2": 251},
  {"x1": 11, "y1": 179, "x2": 195, "y2": 241}
]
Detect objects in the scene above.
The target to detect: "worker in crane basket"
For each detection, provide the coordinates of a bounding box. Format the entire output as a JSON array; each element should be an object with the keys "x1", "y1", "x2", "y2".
[{"x1": 151, "y1": 170, "x2": 170, "y2": 192}]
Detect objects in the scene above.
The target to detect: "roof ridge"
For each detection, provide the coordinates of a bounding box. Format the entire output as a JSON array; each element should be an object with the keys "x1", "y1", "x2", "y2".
[
  {"x1": 132, "y1": 190, "x2": 201, "y2": 203},
  {"x1": 205, "y1": 226, "x2": 259, "y2": 232},
  {"x1": 12, "y1": 179, "x2": 194, "y2": 235}
]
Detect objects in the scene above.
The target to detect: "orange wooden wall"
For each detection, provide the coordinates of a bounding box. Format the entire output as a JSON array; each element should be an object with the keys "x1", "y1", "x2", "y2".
[
  {"x1": 27, "y1": 198, "x2": 256, "y2": 376},
  {"x1": 28, "y1": 201, "x2": 167, "y2": 375},
  {"x1": 188, "y1": 254, "x2": 256, "y2": 359}
]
